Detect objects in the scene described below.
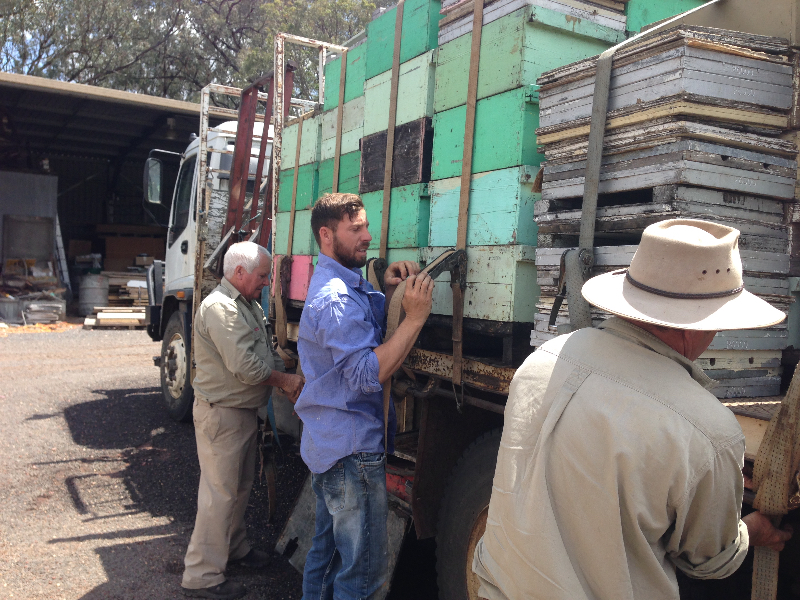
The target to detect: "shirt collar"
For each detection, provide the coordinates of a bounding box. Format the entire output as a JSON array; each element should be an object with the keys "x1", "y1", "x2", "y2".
[
  {"x1": 598, "y1": 317, "x2": 716, "y2": 389},
  {"x1": 317, "y1": 253, "x2": 364, "y2": 289},
  {"x1": 220, "y1": 277, "x2": 244, "y2": 301}
]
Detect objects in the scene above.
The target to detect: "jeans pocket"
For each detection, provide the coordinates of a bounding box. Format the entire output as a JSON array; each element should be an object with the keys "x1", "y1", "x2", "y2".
[
  {"x1": 357, "y1": 452, "x2": 385, "y2": 467},
  {"x1": 320, "y1": 462, "x2": 346, "y2": 513}
]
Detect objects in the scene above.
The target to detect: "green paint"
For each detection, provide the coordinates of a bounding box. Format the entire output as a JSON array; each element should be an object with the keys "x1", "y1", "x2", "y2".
[
  {"x1": 277, "y1": 164, "x2": 319, "y2": 213},
  {"x1": 428, "y1": 166, "x2": 539, "y2": 247},
  {"x1": 323, "y1": 43, "x2": 367, "y2": 111},
  {"x1": 363, "y1": 50, "x2": 436, "y2": 136},
  {"x1": 366, "y1": 248, "x2": 421, "y2": 265},
  {"x1": 274, "y1": 209, "x2": 319, "y2": 256},
  {"x1": 431, "y1": 86, "x2": 541, "y2": 180},
  {"x1": 317, "y1": 151, "x2": 362, "y2": 196},
  {"x1": 625, "y1": 0, "x2": 705, "y2": 33},
  {"x1": 280, "y1": 115, "x2": 321, "y2": 170},
  {"x1": 365, "y1": 0, "x2": 442, "y2": 81},
  {"x1": 361, "y1": 183, "x2": 431, "y2": 249},
  {"x1": 435, "y1": 7, "x2": 612, "y2": 113}
]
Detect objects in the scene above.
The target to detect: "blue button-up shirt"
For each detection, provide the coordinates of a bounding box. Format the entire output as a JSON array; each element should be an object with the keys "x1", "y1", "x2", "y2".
[{"x1": 295, "y1": 253, "x2": 396, "y2": 474}]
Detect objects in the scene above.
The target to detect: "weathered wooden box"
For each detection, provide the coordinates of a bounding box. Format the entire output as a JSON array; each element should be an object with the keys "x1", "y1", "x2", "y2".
[
  {"x1": 271, "y1": 254, "x2": 315, "y2": 301},
  {"x1": 429, "y1": 166, "x2": 539, "y2": 247},
  {"x1": 281, "y1": 115, "x2": 321, "y2": 169},
  {"x1": 431, "y1": 86, "x2": 541, "y2": 180},
  {"x1": 361, "y1": 183, "x2": 431, "y2": 249},
  {"x1": 318, "y1": 151, "x2": 362, "y2": 196},
  {"x1": 360, "y1": 117, "x2": 433, "y2": 193},
  {"x1": 363, "y1": 50, "x2": 436, "y2": 137},
  {"x1": 323, "y1": 43, "x2": 367, "y2": 111},
  {"x1": 439, "y1": 0, "x2": 626, "y2": 46},
  {"x1": 366, "y1": 248, "x2": 421, "y2": 265},
  {"x1": 420, "y1": 245, "x2": 539, "y2": 322},
  {"x1": 365, "y1": 0, "x2": 442, "y2": 81},
  {"x1": 278, "y1": 164, "x2": 319, "y2": 212},
  {"x1": 320, "y1": 96, "x2": 365, "y2": 161},
  {"x1": 274, "y1": 210, "x2": 318, "y2": 256},
  {"x1": 434, "y1": 6, "x2": 611, "y2": 113}
]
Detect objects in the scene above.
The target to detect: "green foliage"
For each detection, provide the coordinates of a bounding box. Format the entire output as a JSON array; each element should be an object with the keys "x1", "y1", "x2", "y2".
[{"x1": 0, "y1": 0, "x2": 392, "y2": 101}]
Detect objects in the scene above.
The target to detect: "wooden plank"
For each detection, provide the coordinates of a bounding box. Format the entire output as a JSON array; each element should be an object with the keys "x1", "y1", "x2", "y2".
[
  {"x1": 272, "y1": 255, "x2": 314, "y2": 301},
  {"x1": 359, "y1": 117, "x2": 433, "y2": 194},
  {"x1": 321, "y1": 95, "x2": 365, "y2": 141},
  {"x1": 280, "y1": 114, "x2": 321, "y2": 170},
  {"x1": 431, "y1": 86, "x2": 540, "y2": 180},
  {"x1": 363, "y1": 50, "x2": 436, "y2": 137},
  {"x1": 322, "y1": 42, "x2": 367, "y2": 111},
  {"x1": 434, "y1": 6, "x2": 611, "y2": 113},
  {"x1": 734, "y1": 413, "x2": 770, "y2": 461},
  {"x1": 275, "y1": 210, "x2": 318, "y2": 256},
  {"x1": 318, "y1": 151, "x2": 361, "y2": 196},
  {"x1": 429, "y1": 166, "x2": 539, "y2": 246},
  {"x1": 278, "y1": 164, "x2": 319, "y2": 212},
  {"x1": 365, "y1": 0, "x2": 442, "y2": 80},
  {"x1": 362, "y1": 183, "x2": 431, "y2": 249},
  {"x1": 624, "y1": 0, "x2": 705, "y2": 34}
]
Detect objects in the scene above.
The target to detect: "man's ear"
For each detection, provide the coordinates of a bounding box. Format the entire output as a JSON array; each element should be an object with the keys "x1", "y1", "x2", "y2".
[{"x1": 319, "y1": 225, "x2": 333, "y2": 245}]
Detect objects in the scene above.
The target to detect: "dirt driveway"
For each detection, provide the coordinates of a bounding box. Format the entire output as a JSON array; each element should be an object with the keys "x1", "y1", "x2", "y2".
[{"x1": 0, "y1": 326, "x2": 305, "y2": 599}]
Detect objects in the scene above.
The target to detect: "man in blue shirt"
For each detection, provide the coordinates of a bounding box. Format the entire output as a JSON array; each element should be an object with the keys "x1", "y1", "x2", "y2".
[{"x1": 295, "y1": 192, "x2": 434, "y2": 600}]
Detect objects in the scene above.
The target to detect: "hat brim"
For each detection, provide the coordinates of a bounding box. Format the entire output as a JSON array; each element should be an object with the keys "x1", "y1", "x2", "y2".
[{"x1": 582, "y1": 269, "x2": 786, "y2": 331}]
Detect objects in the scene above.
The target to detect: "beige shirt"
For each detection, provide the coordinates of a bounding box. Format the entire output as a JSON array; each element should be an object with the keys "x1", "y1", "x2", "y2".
[
  {"x1": 474, "y1": 317, "x2": 748, "y2": 600},
  {"x1": 192, "y1": 278, "x2": 283, "y2": 409}
]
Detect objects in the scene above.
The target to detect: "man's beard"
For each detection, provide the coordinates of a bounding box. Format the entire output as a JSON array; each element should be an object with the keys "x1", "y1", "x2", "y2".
[{"x1": 332, "y1": 233, "x2": 368, "y2": 268}]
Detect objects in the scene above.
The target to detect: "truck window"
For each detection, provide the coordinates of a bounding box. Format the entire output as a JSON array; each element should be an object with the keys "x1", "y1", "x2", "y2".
[{"x1": 170, "y1": 155, "x2": 197, "y2": 244}]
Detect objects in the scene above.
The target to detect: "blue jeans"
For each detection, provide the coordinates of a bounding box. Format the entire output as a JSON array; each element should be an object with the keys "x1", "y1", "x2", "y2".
[{"x1": 302, "y1": 453, "x2": 389, "y2": 600}]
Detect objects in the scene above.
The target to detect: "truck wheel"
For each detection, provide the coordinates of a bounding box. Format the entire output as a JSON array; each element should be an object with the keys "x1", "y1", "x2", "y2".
[
  {"x1": 437, "y1": 429, "x2": 502, "y2": 600},
  {"x1": 160, "y1": 312, "x2": 193, "y2": 422}
]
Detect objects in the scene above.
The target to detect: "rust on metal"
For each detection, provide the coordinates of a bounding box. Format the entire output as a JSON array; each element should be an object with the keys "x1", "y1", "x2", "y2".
[{"x1": 405, "y1": 348, "x2": 514, "y2": 395}]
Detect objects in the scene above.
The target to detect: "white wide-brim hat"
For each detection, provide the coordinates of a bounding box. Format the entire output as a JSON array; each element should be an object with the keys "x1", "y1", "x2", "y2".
[{"x1": 581, "y1": 219, "x2": 786, "y2": 331}]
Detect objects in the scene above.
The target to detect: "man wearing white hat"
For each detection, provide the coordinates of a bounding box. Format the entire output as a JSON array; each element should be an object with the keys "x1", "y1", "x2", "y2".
[{"x1": 473, "y1": 219, "x2": 792, "y2": 599}]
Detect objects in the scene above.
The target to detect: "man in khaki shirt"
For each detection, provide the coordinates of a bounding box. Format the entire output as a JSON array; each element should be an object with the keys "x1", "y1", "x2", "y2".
[
  {"x1": 182, "y1": 241, "x2": 304, "y2": 600},
  {"x1": 474, "y1": 220, "x2": 792, "y2": 600}
]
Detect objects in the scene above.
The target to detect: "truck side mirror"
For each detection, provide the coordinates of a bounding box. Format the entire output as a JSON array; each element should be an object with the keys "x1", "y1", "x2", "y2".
[{"x1": 144, "y1": 158, "x2": 163, "y2": 204}]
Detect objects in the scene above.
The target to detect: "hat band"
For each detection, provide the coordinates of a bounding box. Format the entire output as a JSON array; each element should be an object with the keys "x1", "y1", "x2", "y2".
[{"x1": 625, "y1": 270, "x2": 744, "y2": 300}]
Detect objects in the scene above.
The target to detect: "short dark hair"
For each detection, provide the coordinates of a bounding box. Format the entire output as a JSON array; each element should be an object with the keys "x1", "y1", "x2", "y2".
[{"x1": 310, "y1": 193, "x2": 364, "y2": 246}]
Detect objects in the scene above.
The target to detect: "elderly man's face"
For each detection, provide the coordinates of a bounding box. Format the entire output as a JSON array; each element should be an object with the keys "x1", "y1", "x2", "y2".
[{"x1": 232, "y1": 253, "x2": 271, "y2": 300}]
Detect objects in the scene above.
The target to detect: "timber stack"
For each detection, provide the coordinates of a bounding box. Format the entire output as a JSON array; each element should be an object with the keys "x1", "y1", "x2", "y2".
[{"x1": 533, "y1": 25, "x2": 799, "y2": 400}]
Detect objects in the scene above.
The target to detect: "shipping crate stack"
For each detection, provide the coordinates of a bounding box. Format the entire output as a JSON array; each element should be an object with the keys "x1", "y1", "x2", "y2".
[
  {"x1": 418, "y1": 0, "x2": 628, "y2": 361},
  {"x1": 532, "y1": 26, "x2": 798, "y2": 399}
]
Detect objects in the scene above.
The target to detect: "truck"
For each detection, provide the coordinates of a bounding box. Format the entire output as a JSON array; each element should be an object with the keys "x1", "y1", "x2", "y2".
[{"x1": 143, "y1": 1, "x2": 800, "y2": 598}]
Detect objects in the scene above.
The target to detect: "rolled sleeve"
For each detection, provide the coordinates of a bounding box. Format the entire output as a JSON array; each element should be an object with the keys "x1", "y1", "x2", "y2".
[
  {"x1": 318, "y1": 294, "x2": 383, "y2": 395},
  {"x1": 205, "y1": 301, "x2": 273, "y2": 385},
  {"x1": 667, "y1": 438, "x2": 749, "y2": 580}
]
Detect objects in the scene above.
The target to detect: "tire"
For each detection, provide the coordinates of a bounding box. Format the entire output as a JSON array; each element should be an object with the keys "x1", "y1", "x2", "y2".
[
  {"x1": 160, "y1": 311, "x2": 194, "y2": 422},
  {"x1": 436, "y1": 429, "x2": 502, "y2": 600}
]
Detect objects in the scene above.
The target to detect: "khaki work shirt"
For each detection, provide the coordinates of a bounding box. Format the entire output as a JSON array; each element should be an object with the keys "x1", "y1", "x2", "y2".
[
  {"x1": 192, "y1": 278, "x2": 283, "y2": 409},
  {"x1": 474, "y1": 317, "x2": 748, "y2": 600}
]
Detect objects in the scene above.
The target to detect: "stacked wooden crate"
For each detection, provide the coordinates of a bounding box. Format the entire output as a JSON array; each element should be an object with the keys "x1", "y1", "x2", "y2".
[{"x1": 533, "y1": 26, "x2": 798, "y2": 398}]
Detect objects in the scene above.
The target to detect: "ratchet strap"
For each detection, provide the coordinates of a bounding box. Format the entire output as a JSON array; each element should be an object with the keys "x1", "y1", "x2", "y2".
[
  {"x1": 379, "y1": 0, "x2": 405, "y2": 260},
  {"x1": 332, "y1": 50, "x2": 348, "y2": 193},
  {"x1": 452, "y1": 0, "x2": 484, "y2": 387},
  {"x1": 751, "y1": 359, "x2": 800, "y2": 600},
  {"x1": 381, "y1": 250, "x2": 456, "y2": 453}
]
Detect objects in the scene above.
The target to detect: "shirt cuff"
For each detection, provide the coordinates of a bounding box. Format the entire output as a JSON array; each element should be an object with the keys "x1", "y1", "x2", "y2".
[{"x1": 673, "y1": 519, "x2": 749, "y2": 580}]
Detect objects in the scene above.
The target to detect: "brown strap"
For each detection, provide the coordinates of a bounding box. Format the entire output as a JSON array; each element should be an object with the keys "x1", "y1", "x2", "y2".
[
  {"x1": 451, "y1": 0, "x2": 484, "y2": 387},
  {"x1": 379, "y1": 0, "x2": 405, "y2": 260},
  {"x1": 274, "y1": 255, "x2": 289, "y2": 348},
  {"x1": 287, "y1": 112, "x2": 310, "y2": 257},
  {"x1": 366, "y1": 258, "x2": 382, "y2": 291},
  {"x1": 381, "y1": 250, "x2": 456, "y2": 452},
  {"x1": 751, "y1": 359, "x2": 800, "y2": 599},
  {"x1": 332, "y1": 50, "x2": 348, "y2": 193}
]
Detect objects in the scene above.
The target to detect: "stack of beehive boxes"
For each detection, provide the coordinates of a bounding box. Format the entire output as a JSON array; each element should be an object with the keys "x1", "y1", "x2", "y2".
[{"x1": 532, "y1": 25, "x2": 798, "y2": 399}]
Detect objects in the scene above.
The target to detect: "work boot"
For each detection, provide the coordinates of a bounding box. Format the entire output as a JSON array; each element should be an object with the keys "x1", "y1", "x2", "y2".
[
  {"x1": 228, "y1": 548, "x2": 270, "y2": 569},
  {"x1": 181, "y1": 580, "x2": 247, "y2": 599}
]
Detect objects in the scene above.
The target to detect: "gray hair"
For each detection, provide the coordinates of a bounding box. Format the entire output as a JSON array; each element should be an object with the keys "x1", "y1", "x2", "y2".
[{"x1": 223, "y1": 241, "x2": 271, "y2": 280}]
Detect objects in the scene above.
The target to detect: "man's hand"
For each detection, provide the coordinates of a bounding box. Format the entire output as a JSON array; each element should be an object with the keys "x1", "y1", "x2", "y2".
[
  {"x1": 384, "y1": 260, "x2": 420, "y2": 289},
  {"x1": 265, "y1": 371, "x2": 305, "y2": 404},
  {"x1": 401, "y1": 272, "x2": 434, "y2": 325},
  {"x1": 743, "y1": 511, "x2": 793, "y2": 551}
]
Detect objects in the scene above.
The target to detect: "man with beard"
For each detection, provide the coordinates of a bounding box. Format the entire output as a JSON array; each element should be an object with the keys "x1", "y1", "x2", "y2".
[{"x1": 295, "y1": 193, "x2": 434, "y2": 600}]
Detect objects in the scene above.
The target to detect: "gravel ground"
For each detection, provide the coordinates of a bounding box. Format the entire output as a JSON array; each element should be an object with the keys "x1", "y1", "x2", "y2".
[{"x1": 0, "y1": 326, "x2": 307, "y2": 599}]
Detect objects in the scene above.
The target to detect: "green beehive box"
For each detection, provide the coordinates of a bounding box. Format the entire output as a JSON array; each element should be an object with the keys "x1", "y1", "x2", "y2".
[
  {"x1": 434, "y1": 6, "x2": 611, "y2": 113},
  {"x1": 323, "y1": 43, "x2": 367, "y2": 111},
  {"x1": 320, "y1": 96, "x2": 364, "y2": 161},
  {"x1": 429, "y1": 166, "x2": 538, "y2": 247},
  {"x1": 431, "y1": 86, "x2": 540, "y2": 180},
  {"x1": 281, "y1": 114, "x2": 321, "y2": 170},
  {"x1": 365, "y1": 0, "x2": 442, "y2": 81},
  {"x1": 277, "y1": 164, "x2": 319, "y2": 213},
  {"x1": 274, "y1": 209, "x2": 319, "y2": 256},
  {"x1": 625, "y1": 0, "x2": 705, "y2": 34},
  {"x1": 318, "y1": 151, "x2": 362, "y2": 196},
  {"x1": 361, "y1": 183, "x2": 430, "y2": 249},
  {"x1": 420, "y1": 244, "x2": 539, "y2": 322},
  {"x1": 363, "y1": 50, "x2": 436, "y2": 137},
  {"x1": 365, "y1": 247, "x2": 421, "y2": 265}
]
